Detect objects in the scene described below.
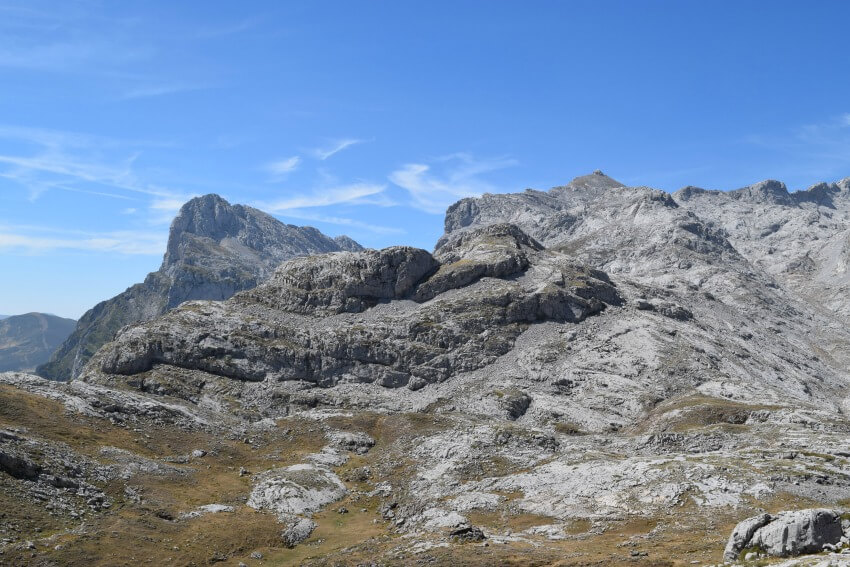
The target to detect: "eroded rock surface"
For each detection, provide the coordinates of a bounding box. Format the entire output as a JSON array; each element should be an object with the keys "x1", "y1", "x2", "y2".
[
  {"x1": 725, "y1": 509, "x2": 847, "y2": 561},
  {"x1": 85, "y1": 224, "x2": 620, "y2": 391},
  {"x1": 7, "y1": 173, "x2": 850, "y2": 564},
  {"x1": 38, "y1": 194, "x2": 361, "y2": 381}
]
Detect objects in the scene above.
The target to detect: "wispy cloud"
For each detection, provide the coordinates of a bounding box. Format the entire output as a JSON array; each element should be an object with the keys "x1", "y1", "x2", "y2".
[
  {"x1": 0, "y1": 124, "x2": 193, "y2": 226},
  {"x1": 745, "y1": 113, "x2": 850, "y2": 156},
  {"x1": 266, "y1": 156, "x2": 301, "y2": 178},
  {"x1": 743, "y1": 112, "x2": 850, "y2": 181},
  {"x1": 0, "y1": 5, "x2": 155, "y2": 75},
  {"x1": 121, "y1": 83, "x2": 210, "y2": 100},
  {"x1": 260, "y1": 182, "x2": 388, "y2": 211},
  {"x1": 389, "y1": 153, "x2": 518, "y2": 214},
  {"x1": 311, "y1": 139, "x2": 365, "y2": 160},
  {"x1": 0, "y1": 125, "x2": 183, "y2": 198},
  {"x1": 0, "y1": 227, "x2": 166, "y2": 255},
  {"x1": 273, "y1": 209, "x2": 404, "y2": 235}
]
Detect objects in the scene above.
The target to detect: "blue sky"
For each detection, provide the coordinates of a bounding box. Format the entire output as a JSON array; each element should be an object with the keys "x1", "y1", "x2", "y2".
[{"x1": 2, "y1": 1, "x2": 850, "y2": 319}]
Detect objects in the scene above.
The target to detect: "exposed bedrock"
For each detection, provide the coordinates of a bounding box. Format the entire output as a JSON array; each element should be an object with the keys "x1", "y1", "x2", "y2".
[{"x1": 87, "y1": 224, "x2": 620, "y2": 390}]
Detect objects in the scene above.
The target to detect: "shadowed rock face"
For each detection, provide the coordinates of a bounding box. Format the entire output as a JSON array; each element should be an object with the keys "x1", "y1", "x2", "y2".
[
  {"x1": 0, "y1": 313, "x2": 76, "y2": 372},
  {"x1": 37, "y1": 194, "x2": 362, "y2": 381},
  {"x1": 86, "y1": 224, "x2": 620, "y2": 390}
]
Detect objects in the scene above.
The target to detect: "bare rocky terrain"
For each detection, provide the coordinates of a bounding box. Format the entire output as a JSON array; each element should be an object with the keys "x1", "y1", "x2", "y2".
[
  {"x1": 37, "y1": 194, "x2": 362, "y2": 382},
  {"x1": 4, "y1": 172, "x2": 850, "y2": 566}
]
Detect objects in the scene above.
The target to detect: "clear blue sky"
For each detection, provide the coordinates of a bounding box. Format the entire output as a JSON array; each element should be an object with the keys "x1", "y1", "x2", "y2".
[{"x1": 2, "y1": 1, "x2": 850, "y2": 319}]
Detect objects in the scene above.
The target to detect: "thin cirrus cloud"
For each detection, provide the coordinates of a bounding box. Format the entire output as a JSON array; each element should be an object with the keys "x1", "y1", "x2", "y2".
[
  {"x1": 0, "y1": 125, "x2": 192, "y2": 222},
  {"x1": 745, "y1": 113, "x2": 850, "y2": 154},
  {"x1": 257, "y1": 182, "x2": 401, "y2": 234},
  {"x1": 192, "y1": 18, "x2": 257, "y2": 39},
  {"x1": 120, "y1": 83, "x2": 211, "y2": 100},
  {"x1": 265, "y1": 156, "x2": 301, "y2": 177},
  {"x1": 260, "y1": 182, "x2": 389, "y2": 211},
  {"x1": 310, "y1": 139, "x2": 364, "y2": 161},
  {"x1": 0, "y1": 225, "x2": 166, "y2": 255},
  {"x1": 0, "y1": 4, "x2": 156, "y2": 74},
  {"x1": 389, "y1": 153, "x2": 519, "y2": 214},
  {"x1": 742, "y1": 112, "x2": 850, "y2": 180},
  {"x1": 275, "y1": 209, "x2": 404, "y2": 235}
]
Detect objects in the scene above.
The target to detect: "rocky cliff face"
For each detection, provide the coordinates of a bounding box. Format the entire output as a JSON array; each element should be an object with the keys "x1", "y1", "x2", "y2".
[
  {"x1": 673, "y1": 177, "x2": 850, "y2": 320},
  {"x1": 37, "y1": 194, "x2": 362, "y2": 381},
  {"x1": 84, "y1": 223, "x2": 620, "y2": 396},
  {"x1": 6, "y1": 173, "x2": 850, "y2": 565},
  {"x1": 0, "y1": 313, "x2": 76, "y2": 372}
]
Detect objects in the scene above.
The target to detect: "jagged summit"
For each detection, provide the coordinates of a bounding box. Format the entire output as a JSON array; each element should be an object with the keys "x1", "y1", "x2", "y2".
[
  {"x1": 37, "y1": 194, "x2": 363, "y2": 381},
  {"x1": 675, "y1": 180, "x2": 791, "y2": 204},
  {"x1": 554, "y1": 170, "x2": 625, "y2": 193},
  {"x1": 164, "y1": 194, "x2": 362, "y2": 268},
  {"x1": 676, "y1": 177, "x2": 850, "y2": 207},
  {"x1": 166, "y1": 194, "x2": 247, "y2": 248},
  {"x1": 728, "y1": 179, "x2": 791, "y2": 205}
]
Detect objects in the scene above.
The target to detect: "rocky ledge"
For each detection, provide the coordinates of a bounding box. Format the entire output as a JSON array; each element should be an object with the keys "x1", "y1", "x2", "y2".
[{"x1": 84, "y1": 224, "x2": 620, "y2": 394}]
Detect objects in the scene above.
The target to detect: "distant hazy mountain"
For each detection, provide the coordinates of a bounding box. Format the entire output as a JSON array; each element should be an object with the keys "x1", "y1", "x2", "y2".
[
  {"x1": 0, "y1": 313, "x2": 76, "y2": 372},
  {"x1": 37, "y1": 194, "x2": 362, "y2": 381}
]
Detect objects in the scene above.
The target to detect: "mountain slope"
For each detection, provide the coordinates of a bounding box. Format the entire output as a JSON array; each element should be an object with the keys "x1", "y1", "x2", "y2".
[
  {"x1": 5, "y1": 173, "x2": 850, "y2": 564},
  {"x1": 673, "y1": 178, "x2": 850, "y2": 320},
  {"x1": 37, "y1": 194, "x2": 362, "y2": 381},
  {"x1": 0, "y1": 313, "x2": 76, "y2": 372}
]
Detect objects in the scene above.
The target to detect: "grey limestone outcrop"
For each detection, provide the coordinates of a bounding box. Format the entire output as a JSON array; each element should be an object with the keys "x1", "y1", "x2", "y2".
[{"x1": 38, "y1": 194, "x2": 361, "y2": 381}]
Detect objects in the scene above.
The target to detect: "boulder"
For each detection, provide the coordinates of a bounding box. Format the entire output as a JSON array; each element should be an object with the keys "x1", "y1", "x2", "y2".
[
  {"x1": 247, "y1": 463, "x2": 347, "y2": 519},
  {"x1": 281, "y1": 517, "x2": 317, "y2": 547},
  {"x1": 724, "y1": 509, "x2": 846, "y2": 561}
]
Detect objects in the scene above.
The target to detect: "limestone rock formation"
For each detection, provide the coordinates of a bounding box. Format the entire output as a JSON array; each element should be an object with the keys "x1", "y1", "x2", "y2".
[
  {"x1": 84, "y1": 224, "x2": 620, "y2": 393},
  {"x1": 673, "y1": 177, "x2": 850, "y2": 320},
  {"x1": 37, "y1": 194, "x2": 361, "y2": 381},
  {"x1": 724, "y1": 509, "x2": 847, "y2": 561},
  {"x1": 0, "y1": 313, "x2": 76, "y2": 372},
  {"x1": 8, "y1": 171, "x2": 850, "y2": 565}
]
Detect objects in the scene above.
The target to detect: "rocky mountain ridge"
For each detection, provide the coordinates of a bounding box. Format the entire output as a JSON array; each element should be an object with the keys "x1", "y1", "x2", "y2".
[
  {"x1": 4, "y1": 172, "x2": 850, "y2": 565},
  {"x1": 37, "y1": 194, "x2": 362, "y2": 382}
]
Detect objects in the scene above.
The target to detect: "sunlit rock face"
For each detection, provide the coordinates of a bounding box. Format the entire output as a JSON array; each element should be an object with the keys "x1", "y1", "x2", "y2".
[{"x1": 37, "y1": 194, "x2": 361, "y2": 381}]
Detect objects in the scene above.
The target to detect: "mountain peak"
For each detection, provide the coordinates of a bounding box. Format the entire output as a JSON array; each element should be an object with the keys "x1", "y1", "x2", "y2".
[
  {"x1": 168, "y1": 194, "x2": 243, "y2": 241},
  {"x1": 554, "y1": 171, "x2": 626, "y2": 193},
  {"x1": 39, "y1": 194, "x2": 362, "y2": 381},
  {"x1": 730, "y1": 179, "x2": 791, "y2": 205}
]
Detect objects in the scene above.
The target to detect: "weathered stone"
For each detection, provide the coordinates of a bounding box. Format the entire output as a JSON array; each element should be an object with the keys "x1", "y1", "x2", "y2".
[
  {"x1": 241, "y1": 246, "x2": 438, "y2": 314},
  {"x1": 281, "y1": 517, "x2": 316, "y2": 547},
  {"x1": 85, "y1": 226, "x2": 619, "y2": 391},
  {"x1": 38, "y1": 194, "x2": 362, "y2": 381},
  {"x1": 247, "y1": 464, "x2": 347, "y2": 519},
  {"x1": 724, "y1": 509, "x2": 845, "y2": 561}
]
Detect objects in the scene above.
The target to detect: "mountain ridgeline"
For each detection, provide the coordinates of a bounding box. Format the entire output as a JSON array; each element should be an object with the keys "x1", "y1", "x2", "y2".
[
  {"x1": 36, "y1": 194, "x2": 362, "y2": 381},
  {"x1": 8, "y1": 172, "x2": 850, "y2": 564},
  {"x1": 0, "y1": 313, "x2": 76, "y2": 372}
]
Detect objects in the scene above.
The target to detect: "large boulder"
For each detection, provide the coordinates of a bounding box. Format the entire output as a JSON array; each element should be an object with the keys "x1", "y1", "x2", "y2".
[{"x1": 724, "y1": 509, "x2": 846, "y2": 561}]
